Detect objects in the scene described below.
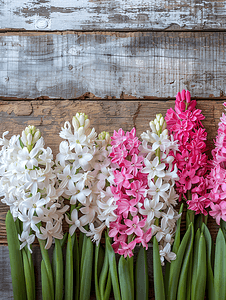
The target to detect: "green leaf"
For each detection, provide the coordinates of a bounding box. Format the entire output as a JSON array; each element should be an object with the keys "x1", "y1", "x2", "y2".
[
  {"x1": 202, "y1": 223, "x2": 214, "y2": 300},
  {"x1": 80, "y1": 233, "x2": 87, "y2": 276},
  {"x1": 6, "y1": 212, "x2": 27, "y2": 300},
  {"x1": 104, "y1": 269, "x2": 112, "y2": 300},
  {"x1": 191, "y1": 229, "x2": 201, "y2": 300},
  {"x1": 194, "y1": 214, "x2": 203, "y2": 233},
  {"x1": 164, "y1": 204, "x2": 183, "y2": 297},
  {"x1": 106, "y1": 235, "x2": 121, "y2": 300},
  {"x1": 127, "y1": 256, "x2": 134, "y2": 300},
  {"x1": 153, "y1": 237, "x2": 165, "y2": 300},
  {"x1": 172, "y1": 203, "x2": 184, "y2": 254},
  {"x1": 65, "y1": 234, "x2": 74, "y2": 300},
  {"x1": 60, "y1": 232, "x2": 68, "y2": 248},
  {"x1": 118, "y1": 256, "x2": 133, "y2": 300},
  {"x1": 135, "y1": 246, "x2": 149, "y2": 300},
  {"x1": 99, "y1": 246, "x2": 109, "y2": 300},
  {"x1": 79, "y1": 236, "x2": 94, "y2": 300},
  {"x1": 194, "y1": 234, "x2": 206, "y2": 300},
  {"x1": 19, "y1": 137, "x2": 25, "y2": 149},
  {"x1": 41, "y1": 260, "x2": 51, "y2": 300},
  {"x1": 38, "y1": 239, "x2": 54, "y2": 300},
  {"x1": 79, "y1": 231, "x2": 84, "y2": 258},
  {"x1": 95, "y1": 243, "x2": 102, "y2": 300},
  {"x1": 22, "y1": 249, "x2": 34, "y2": 300},
  {"x1": 54, "y1": 239, "x2": 63, "y2": 300},
  {"x1": 214, "y1": 229, "x2": 226, "y2": 300},
  {"x1": 186, "y1": 251, "x2": 193, "y2": 300},
  {"x1": 73, "y1": 233, "x2": 80, "y2": 300},
  {"x1": 25, "y1": 246, "x2": 35, "y2": 300},
  {"x1": 168, "y1": 224, "x2": 192, "y2": 300},
  {"x1": 220, "y1": 219, "x2": 226, "y2": 241},
  {"x1": 177, "y1": 223, "x2": 194, "y2": 300}
]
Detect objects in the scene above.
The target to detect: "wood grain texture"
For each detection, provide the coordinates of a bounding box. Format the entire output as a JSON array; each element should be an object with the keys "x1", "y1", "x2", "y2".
[
  {"x1": 0, "y1": 31, "x2": 226, "y2": 99},
  {"x1": 0, "y1": 99, "x2": 222, "y2": 243},
  {"x1": 0, "y1": 0, "x2": 226, "y2": 31}
]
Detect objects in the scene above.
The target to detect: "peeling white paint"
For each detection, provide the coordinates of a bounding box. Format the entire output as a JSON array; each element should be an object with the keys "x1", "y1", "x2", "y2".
[{"x1": 0, "y1": 0, "x2": 225, "y2": 30}]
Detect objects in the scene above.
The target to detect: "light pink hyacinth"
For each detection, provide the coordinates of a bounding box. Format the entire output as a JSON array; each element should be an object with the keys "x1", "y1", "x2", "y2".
[
  {"x1": 208, "y1": 103, "x2": 226, "y2": 224},
  {"x1": 109, "y1": 128, "x2": 151, "y2": 258}
]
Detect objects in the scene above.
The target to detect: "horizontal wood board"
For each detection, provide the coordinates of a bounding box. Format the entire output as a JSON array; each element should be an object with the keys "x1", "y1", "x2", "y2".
[
  {"x1": 0, "y1": 0, "x2": 226, "y2": 31},
  {"x1": 0, "y1": 32, "x2": 226, "y2": 100},
  {"x1": 0, "y1": 99, "x2": 222, "y2": 243}
]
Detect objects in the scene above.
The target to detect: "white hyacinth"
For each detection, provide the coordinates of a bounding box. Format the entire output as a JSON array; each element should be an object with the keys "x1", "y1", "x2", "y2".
[
  {"x1": 0, "y1": 126, "x2": 69, "y2": 252},
  {"x1": 56, "y1": 113, "x2": 116, "y2": 245},
  {"x1": 140, "y1": 113, "x2": 181, "y2": 265}
]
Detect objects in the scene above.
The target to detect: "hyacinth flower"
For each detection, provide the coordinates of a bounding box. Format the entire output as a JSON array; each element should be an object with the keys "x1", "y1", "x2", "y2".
[
  {"x1": 206, "y1": 102, "x2": 226, "y2": 299},
  {"x1": 208, "y1": 103, "x2": 226, "y2": 227},
  {"x1": 140, "y1": 114, "x2": 186, "y2": 300},
  {"x1": 165, "y1": 90, "x2": 210, "y2": 227},
  {"x1": 0, "y1": 126, "x2": 69, "y2": 300},
  {"x1": 56, "y1": 113, "x2": 116, "y2": 300},
  {"x1": 108, "y1": 127, "x2": 151, "y2": 300},
  {"x1": 165, "y1": 90, "x2": 211, "y2": 300}
]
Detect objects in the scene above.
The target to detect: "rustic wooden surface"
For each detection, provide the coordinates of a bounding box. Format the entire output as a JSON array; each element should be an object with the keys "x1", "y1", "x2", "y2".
[
  {"x1": 0, "y1": 0, "x2": 226, "y2": 31},
  {"x1": 1, "y1": 0, "x2": 226, "y2": 298},
  {"x1": 0, "y1": 32, "x2": 226, "y2": 99}
]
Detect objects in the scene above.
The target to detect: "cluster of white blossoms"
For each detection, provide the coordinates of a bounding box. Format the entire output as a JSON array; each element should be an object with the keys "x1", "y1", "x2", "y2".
[
  {"x1": 0, "y1": 126, "x2": 69, "y2": 252},
  {"x1": 55, "y1": 113, "x2": 117, "y2": 245},
  {"x1": 140, "y1": 114, "x2": 181, "y2": 265}
]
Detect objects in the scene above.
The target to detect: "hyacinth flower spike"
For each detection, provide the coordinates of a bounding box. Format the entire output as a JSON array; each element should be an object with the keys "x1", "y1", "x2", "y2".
[
  {"x1": 206, "y1": 102, "x2": 226, "y2": 300},
  {"x1": 165, "y1": 90, "x2": 210, "y2": 227},
  {"x1": 165, "y1": 90, "x2": 210, "y2": 300},
  {"x1": 108, "y1": 127, "x2": 151, "y2": 300},
  {"x1": 56, "y1": 113, "x2": 116, "y2": 300},
  {"x1": 1, "y1": 126, "x2": 69, "y2": 300},
  {"x1": 140, "y1": 114, "x2": 182, "y2": 300}
]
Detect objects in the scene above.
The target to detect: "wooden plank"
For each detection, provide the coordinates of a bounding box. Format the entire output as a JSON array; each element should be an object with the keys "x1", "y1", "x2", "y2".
[
  {"x1": 0, "y1": 0, "x2": 226, "y2": 31},
  {"x1": 0, "y1": 99, "x2": 223, "y2": 243},
  {"x1": 0, "y1": 32, "x2": 226, "y2": 99}
]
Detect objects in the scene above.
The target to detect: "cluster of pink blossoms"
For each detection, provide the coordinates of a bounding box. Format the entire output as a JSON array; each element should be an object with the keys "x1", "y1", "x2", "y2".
[
  {"x1": 208, "y1": 103, "x2": 226, "y2": 225},
  {"x1": 108, "y1": 128, "x2": 152, "y2": 258},
  {"x1": 165, "y1": 90, "x2": 210, "y2": 215}
]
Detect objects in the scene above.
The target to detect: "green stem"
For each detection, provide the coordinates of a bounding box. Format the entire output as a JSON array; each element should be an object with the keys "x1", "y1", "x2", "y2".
[{"x1": 65, "y1": 234, "x2": 74, "y2": 300}]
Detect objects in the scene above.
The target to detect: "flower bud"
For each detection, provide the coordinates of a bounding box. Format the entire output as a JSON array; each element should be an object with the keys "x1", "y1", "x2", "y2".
[
  {"x1": 27, "y1": 133, "x2": 32, "y2": 146},
  {"x1": 156, "y1": 122, "x2": 160, "y2": 132},
  {"x1": 186, "y1": 90, "x2": 191, "y2": 103},
  {"x1": 22, "y1": 125, "x2": 41, "y2": 151},
  {"x1": 33, "y1": 131, "x2": 41, "y2": 144},
  {"x1": 149, "y1": 121, "x2": 157, "y2": 133},
  {"x1": 72, "y1": 116, "x2": 79, "y2": 131},
  {"x1": 160, "y1": 117, "x2": 164, "y2": 126},
  {"x1": 162, "y1": 121, "x2": 167, "y2": 131},
  {"x1": 181, "y1": 89, "x2": 186, "y2": 101},
  {"x1": 98, "y1": 131, "x2": 111, "y2": 145},
  {"x1": 156, "y1": 114, "x2": 162, "y2": 122}
]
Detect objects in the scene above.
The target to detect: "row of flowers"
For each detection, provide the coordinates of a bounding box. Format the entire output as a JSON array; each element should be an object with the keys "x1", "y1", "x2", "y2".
[{"x1": 2, "y1": 90, "x2": 226, "y2": 300}]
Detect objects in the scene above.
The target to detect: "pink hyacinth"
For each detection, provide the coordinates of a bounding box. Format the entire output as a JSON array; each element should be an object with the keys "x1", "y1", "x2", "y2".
[
  {"x1": 208, "y1": 103, "x2": 226, "y2": 224},
  {"x1": 109, "y1": 128, "x2": 151, "y2": 258},
  {"x1": 165, "y1": 90, "x2": 210, "y2": 215}
]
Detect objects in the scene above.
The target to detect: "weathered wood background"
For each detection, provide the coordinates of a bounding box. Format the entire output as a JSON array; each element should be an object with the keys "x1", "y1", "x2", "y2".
[{"x1": 0, "y1": 0, "x2": 225, "y2": 299}]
